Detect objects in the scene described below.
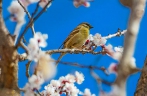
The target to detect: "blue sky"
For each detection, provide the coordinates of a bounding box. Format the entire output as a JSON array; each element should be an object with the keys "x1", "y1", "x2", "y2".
[{"x1": 2, "y1": 0, "x2": 147, "y2": 96}]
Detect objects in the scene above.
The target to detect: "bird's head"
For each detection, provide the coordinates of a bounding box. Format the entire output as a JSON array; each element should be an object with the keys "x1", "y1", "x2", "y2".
[{"x1": 79, "y1": 22, "x2": 93, "y2": 29}]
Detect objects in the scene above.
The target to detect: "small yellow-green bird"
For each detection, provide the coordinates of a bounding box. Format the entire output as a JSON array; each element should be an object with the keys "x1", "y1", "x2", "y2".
[{"x1": 56, "y1": 22, "x2": 93, "y2": 65}]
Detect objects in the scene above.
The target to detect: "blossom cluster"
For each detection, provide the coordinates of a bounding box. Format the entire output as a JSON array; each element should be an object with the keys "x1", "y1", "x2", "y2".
[
  {"x1": 7, "y1": 0, "x2": 91, "y2": 23},
  {"x1": 8, "y1": 0, "x2": 52, "y2": 23},
  {"x1": 41, "y1": 71, "x2": 95, "y2": 96},
  {"x1": 27, "y1": 32, "x2": 56, "y2": 79},
  {"x1": 98, "y1": 44, "x2": 136, "y2": 96},
  {"x1": 27, "y1": 32, "x2": 48, "y2": 61},
  {"x1": 24, "y1": 72, "x2": 45, "y2": 96},
  {"x1": 83, "y1": 32, "x2": 136, "y2": 75},
  {"x1": 83, "y1": 33, "x2": 107, "y2": 50},
  {"x1": 101, "y1": 44, "x2": 136, "y2": 75},
  {"x1": 23, "y1": 32, "x2": 56, "y2": 95}
]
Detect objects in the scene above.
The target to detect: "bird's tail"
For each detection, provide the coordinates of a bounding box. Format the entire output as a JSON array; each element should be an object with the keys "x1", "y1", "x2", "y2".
[{"x1": 56, "y1": 53, "x2": 65, "y2": 66}]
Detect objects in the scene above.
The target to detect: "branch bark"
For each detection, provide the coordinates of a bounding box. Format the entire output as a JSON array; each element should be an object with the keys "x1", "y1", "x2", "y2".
[
  {"x1": 135, "y1": 56, "x2": 147, "y2": 96},
  {"x1": 0, "y1": 0, "x2": 20, "y2": 96}
]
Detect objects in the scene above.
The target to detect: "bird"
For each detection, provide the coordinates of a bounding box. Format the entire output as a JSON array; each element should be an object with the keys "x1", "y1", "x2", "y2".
[{"x1": 56, "y1": 22, "x2": 93, "y2": 66}]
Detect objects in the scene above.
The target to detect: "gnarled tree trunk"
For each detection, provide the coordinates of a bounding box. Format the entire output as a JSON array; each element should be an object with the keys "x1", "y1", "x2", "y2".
[
  {"x1": 0, "y1": 0, "x2": 20, "y2": 96},
  {"x1": 135, "y1": 56, "x2": 147, "y2": 96}
]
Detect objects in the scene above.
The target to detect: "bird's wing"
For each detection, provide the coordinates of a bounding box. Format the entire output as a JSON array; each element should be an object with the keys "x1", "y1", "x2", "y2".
[{"x1": 58, "y1": 26, "x2": 81, "y2": 49}]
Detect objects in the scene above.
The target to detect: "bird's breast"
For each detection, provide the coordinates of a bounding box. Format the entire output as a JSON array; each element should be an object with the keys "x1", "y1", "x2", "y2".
[{"x1": 80, "y1": 28, "x2": 89, "y2": 39}]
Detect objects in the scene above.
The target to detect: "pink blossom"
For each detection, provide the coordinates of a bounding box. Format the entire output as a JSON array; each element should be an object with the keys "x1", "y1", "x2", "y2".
[
  {"x1": 101, "y1": 44, "x2": 114, "y2": 56},
  {"x1": 108, "y1": 63, "x2": 118, "y2": 74},
  {"x1": 73, "y1": 0, "x2": 92, "y2": 8}
]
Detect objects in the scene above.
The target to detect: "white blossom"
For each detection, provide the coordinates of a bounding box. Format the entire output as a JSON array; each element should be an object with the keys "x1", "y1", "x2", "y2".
[
  {"x1": 44, "y1": 85, "x2": 56, "y2": 95},
  {"x1": 93, "y1": 33, "x2": 107, "y2": 46},
  {"x1": 88, "y1": 34, "x2": 94, "y2": 41},
  {"x1": 65, "y1": 74, "x2": 76, "y2": 83},
  {"x1": 114, "y1": 47, "x2": 123, "y2": 53},
  {"x1": 28, "y1": 74, "x2": 44, "y2": 89},
  {"x1": 39, "y1": 0, "x2": 52, "y2": 8},
  {"x1": 8, "y1": 0, "x2": 25, "y2": 22},
  {"x1": 39, "y1": 71, "x2": 95, "y2": 96},
  {"x1": 112, "y1": 52, "x2": 122, "y2": 61},
  {"x1": 80, "y1": 88, "x2": 96, "y2": 96},
  {"x1": 23, "y1": 74, "x2": 45, "y2": 96},
  {"x1": 24, "y1": 83, "x2": 34, "y2": 96},
  {"x1": 34, "y1": 32, "x2": 48, "y2": 48},
  {"x1": 27, "y1": 32, "x2": 49, "y2": 62},
  {"x1": 129, "y1": 57, "x2": 136, "y2": 68},
  {"x1": 75, "y1": 71, "x2": 84, "y2": 84},
  {"x1": 36, "y1": 51, "x2": 56, "y2": 80},
  {"x1": 50, "y1": 80, "x2": 61, "y2": 88},
  {"x1": 27, "y1": 0, "x2": 39, "y2": 3},
  {"x1": 27, "y1": 38, "x2": 39, "y2": 62}
]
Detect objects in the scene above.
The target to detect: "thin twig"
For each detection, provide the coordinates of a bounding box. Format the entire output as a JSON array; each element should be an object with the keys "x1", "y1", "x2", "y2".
[
  {"x1": 19, "y1": 49, "x2": 103, "y2": 61},
  {"x1": 36, "y1": 89, "x2": 42, "y2": 96},
  {"x1": 26, "y1": 61, "x2": 32, "y2": 78},
  {"x1": 90, "y1": 70, "x2": 113, "y2": 86},
  {"x1": 17, "y1": 0, "x2": 31, "y2": 19},
  {"x1": 103, "y1": 29, "x2": 127, "y2": 39},
  {"x1": 92, "y1": 29, "x2": 126, "y2": 51},
  {"x1": 20, "y1": 41, "x2": 29, "y2": 54},
  {"x1": 4, "y1": 14, "x2": 14, "y2": 21},
  {"x1": 23, "y1": 36, "x2": 28, "y2": 44},
  {"x1": 59, "y1": 61, "x2": 106, "y2": 72},
  {"x1": 17, "y1": 0, "x2": 35, "y2": 35},
  {"x1": 32, "y1": 1, "x2": 41, "y2": 18}
]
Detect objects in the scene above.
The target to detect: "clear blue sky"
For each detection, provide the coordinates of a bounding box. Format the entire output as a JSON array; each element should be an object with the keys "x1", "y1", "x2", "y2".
[{"x1": 2, "y1": 0, "x2": 147, "y2": 96}]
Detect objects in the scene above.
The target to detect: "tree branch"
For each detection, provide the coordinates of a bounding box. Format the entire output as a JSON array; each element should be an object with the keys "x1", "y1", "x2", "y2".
[
  {"x1": 17, "y1": 0, "x2": 35, "y2": 35},
  {"x1": 16, "y1": 0, "x2": 52, "y2": 48},
  {"x1": 90, "y1": 70, "x2": 113, "y2": 86},
  {"x1": 59, "y1": 61, "x2": 107, "y2": 74},
  {"x1": 19, "y1": 49, "x2": 103, "y2": 61},
  {"x1": 25, "y1": 61, "x2": 32, "y2": 78}
]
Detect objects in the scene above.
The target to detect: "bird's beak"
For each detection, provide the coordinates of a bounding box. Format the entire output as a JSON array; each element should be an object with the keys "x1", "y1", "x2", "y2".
[{"x1": 90, "y1": 26, "x2": 93, "y2": 29}]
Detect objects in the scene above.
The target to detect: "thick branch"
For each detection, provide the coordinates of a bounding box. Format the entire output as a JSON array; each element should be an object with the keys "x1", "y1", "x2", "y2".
[{"x1": 114, "y1": 0, "x2": 146, "y2": 96}]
